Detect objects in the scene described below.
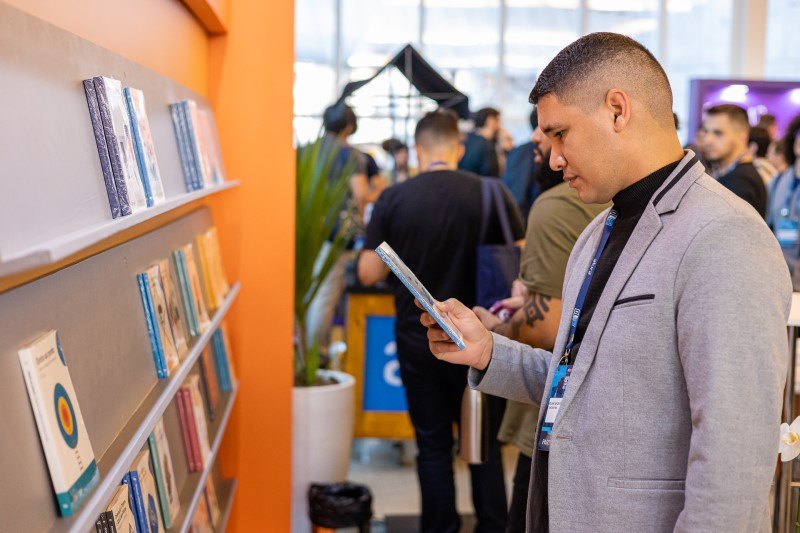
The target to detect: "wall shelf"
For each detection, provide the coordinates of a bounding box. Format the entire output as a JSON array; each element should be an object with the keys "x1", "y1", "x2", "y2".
[
  {"x1": 0, "y1": 181, "x2": 239, "y2": 280},
  {"x1": 48, "y1": 282, "x2": 240, "y2": 533},
  {"x1": 176, "y1": 382, "x2": 239, "y2": 532},
  {"x1": 217, "y1": 478, "x2": 238, "y2": 532}
]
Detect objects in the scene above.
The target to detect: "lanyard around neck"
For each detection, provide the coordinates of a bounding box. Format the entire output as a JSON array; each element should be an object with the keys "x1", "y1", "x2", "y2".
[
  {"x1": 561, "y1": 209, "x2": 618, "y2": 364},
  {"x1": 781, "y1": 170, "x2": 800, "y2": 218}
]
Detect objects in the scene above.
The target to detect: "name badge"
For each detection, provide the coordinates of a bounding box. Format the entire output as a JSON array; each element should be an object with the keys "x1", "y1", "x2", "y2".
[
  {"x1": 537, "y1": 364, "x2": 572, "y2": 452},
  {"x1": 777, "y1": 219, "x2": 800, "y2": 249}
]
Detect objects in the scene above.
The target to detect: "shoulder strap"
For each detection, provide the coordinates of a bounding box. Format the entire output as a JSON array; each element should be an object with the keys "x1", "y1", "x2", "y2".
[
  {"x1": 479, "y1": 177, "x2": 492, "y2": 244},
  {"x1": 490, "y1": 181, "x2": 515, "y2": 245}
]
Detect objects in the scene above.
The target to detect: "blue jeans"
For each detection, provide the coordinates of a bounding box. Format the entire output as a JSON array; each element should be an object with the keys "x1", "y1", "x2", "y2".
[{"x1": 397, "y1": 324, "x2": 508, "y2": 533}]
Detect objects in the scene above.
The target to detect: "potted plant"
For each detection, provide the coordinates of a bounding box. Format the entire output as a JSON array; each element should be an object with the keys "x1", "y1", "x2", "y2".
[{"x1": 291, "y1": 137, "x2": 359, "y2": 532}]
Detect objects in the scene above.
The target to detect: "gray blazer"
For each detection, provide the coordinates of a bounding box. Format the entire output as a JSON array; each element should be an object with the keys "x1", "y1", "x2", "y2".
[{"x1": 470, "y1": 152, "x2": 792, "y2": 532}]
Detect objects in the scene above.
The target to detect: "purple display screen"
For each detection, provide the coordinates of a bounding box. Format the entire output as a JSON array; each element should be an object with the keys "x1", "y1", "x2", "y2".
[{"x1": 688, "y1": 79, "x2": 800, "y2": 138}]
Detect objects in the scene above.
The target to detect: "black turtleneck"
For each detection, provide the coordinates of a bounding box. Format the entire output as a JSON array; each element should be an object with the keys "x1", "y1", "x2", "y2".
[{"x1": 528, "y1": 158, "x2": 682, "y2": 533}]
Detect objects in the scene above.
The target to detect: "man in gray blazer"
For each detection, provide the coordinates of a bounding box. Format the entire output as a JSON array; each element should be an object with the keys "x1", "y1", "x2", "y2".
[{"x1": 418, "y1": 33, "x2": 792, "y2": 532}]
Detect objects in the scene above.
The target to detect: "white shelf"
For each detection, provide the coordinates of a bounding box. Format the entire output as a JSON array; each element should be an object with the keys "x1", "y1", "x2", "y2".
[
  {"x1": 178, "y1": 382, "x2": 240, "y2": 532},
  {"x1": 217, "y1": 478, "x2": 238, "y2": 532},
  {"x1": 51, "y1": 282, "x2": 240, "y2": 533},
  {"x1": 0, "y1": 181, "x2": 239, "y2": 278}
]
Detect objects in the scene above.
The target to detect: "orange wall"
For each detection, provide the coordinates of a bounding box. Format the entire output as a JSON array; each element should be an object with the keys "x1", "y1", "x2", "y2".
[
  {"x1": 6, "y1": 0, "x2": 296, "y2": 529},
  {"x1": 209, "y1": 0, "x2": 295, "y2": 530},
  {"x1": 3, "y1": 0, "x2": 210, "y2": 96}
]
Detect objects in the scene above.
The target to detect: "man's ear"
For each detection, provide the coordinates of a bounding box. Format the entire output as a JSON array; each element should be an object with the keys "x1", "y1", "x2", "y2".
[
  {"x1": 457, "y1": 142, "x2": 466, "y2": 162},
  {"x1": 606, "y1": 89, "x2": 631, "y2": 132}
]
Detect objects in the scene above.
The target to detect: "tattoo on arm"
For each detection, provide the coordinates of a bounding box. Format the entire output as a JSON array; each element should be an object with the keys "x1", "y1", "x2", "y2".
[{"x1": 524, "y1": 294, "x2": 551, "y2": 328}]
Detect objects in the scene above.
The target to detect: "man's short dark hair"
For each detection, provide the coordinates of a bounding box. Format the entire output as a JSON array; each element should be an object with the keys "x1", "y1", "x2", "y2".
[
  {"x1": 757, "y1": 113, "x2": 776, "y2": 129},
  {"x1": 706, "y1": 104, "x2": 750, "y2": 131},
  {"x1": 529, "y1": 32, "x2": 673, "y2": 126},
  {"x1": 472, "y1": 107, "x2": 500, "y2": 128},
  {"x1": 748, "y1": 126, "x2": 770, "y2": 158},
  {"x1": 530, "y1": 108, "x2": 538, "y2": 131},
  {"x1": 323, "y1": 103, "x2": 357, "y2": 135},
  {"x1": 673, "y1": 112, "x2": 680, "y2": 130},
  {"x1": 415, "y1": 110, "x2": 460, "y2": 148}
]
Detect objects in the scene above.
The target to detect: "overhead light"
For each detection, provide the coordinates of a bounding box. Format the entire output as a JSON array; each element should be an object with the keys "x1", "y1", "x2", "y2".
[
  {"x1": 719, "y1": 84, "x2": 749, "y2": 103},
  {"x1": 790, "y1": 88, "x2": 800, "y2": 105}
]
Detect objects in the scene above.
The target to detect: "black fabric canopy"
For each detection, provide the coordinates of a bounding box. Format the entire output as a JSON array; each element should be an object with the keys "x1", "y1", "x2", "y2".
[{"x1": 335, "y1": 44, "x2": 470, "y2": 119}]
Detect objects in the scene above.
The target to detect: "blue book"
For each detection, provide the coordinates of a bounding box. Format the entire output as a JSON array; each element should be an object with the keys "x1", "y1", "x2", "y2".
[
  {"x1": 92, "y1": 77, "x2": 132, "y2": 216},
  {"x1": 122, "y1": 473, "x2": 144, "y2": 533},
  {"x1": 169, "y1": 104, "x2": 195, "y2": 192},
  {"x1": 212, "y1": 330, "x2": 232, "y2": 392},
  {"x1": 174, "y1": 250, "x2": 200, "y2": 336},
  {"x1": 83, "y1": 80, "x2": 121, "y2": 219},
  {"x1": 123, "y1": 87, "x2": 154, "y2": 207},
  {"x1": 129, "y1": 471, "x2": 149, "y2": 533},
  {"x1": 137, "y1": 274, "x2": 166, "y2": 379}
]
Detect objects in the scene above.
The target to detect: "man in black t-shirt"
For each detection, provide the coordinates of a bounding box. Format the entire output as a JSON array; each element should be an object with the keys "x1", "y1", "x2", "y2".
[
  {"x1": 358, "y1": 111, "x2": 524, "y2": 533},
  {"x1": 703, "y1": 104, "x2": 766, "y2": 217}
]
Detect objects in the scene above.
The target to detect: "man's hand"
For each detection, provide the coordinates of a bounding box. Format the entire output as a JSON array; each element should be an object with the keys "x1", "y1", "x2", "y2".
[
  {"x1": 418, "y1": 298, "x2": 494, "y2": 371},
  {"x1": 510, "y1": 279, "x2": 529, "y2": 300},
  {"x1": 474, "y1": 306, "x2": 501, "y2": 330}
]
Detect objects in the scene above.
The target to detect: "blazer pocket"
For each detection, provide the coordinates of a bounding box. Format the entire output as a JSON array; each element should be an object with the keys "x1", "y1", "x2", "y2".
[
  {"x1": 612, "y1": 293, "x2": 655, "y2": 309},
  {"x1": 607, "y1": 477, "x2": 685, "y2": 491}
]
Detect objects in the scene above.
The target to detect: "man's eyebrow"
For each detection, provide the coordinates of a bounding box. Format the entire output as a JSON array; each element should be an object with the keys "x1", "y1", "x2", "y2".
[{"x1": 541, "y1": 123, "x2": 565, "y2": 134}]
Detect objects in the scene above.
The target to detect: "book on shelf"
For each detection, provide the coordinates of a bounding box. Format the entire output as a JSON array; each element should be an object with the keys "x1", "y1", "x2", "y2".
[
  {"x1": 122, "y1": 471, "x2": 147, "y2": 533},
  {"x1": 136, "y1": 273, "x2": 167, "y2": 379},
  {"x1": 148, "y1": 419, "x2": 181, "y2": 529},
  {"x1": 198, "y1": 346, "x2": 219, "y2": 420},
  {"x1": 169, "y1": 102, "x2": 199, "y2": 192},
  {"x1": 180, "y1": 386, "x2": 203, "y2": 470},
  {"x1": 158, "y1": 258, "x2": 190, "y2": 359},
  {"x1": 144, "y1": 264, "x2": 180, "y2": 375},
  {"x1": 132, "y1": 448, "x2": 163, "y2": 533},
  {"x1": 172, "y1": 249, "x2": 200, "y2": 338},
  {"x1": 123, "y1": 87, "x2": 165, "y2": 208},
  {"x1": 219, "y1": 322, "x2": 237, "y2": 386},
  {"x1": 92, "y1": 76, "x2": 148, "y2": 215},
  {"x1": 169, "y1": 99, "x2": 226, "y2": 192},
  {"x1": 95, "y1": 510, "x2": 113, "y2": 533},
  {"x1": 204, "y1": 476, "x2": 221, "y2": 526},
  {"x1": 198, "y1": 109, "x2": 226, "y2": 184},
  {"x1": 17, "y1": 330, "x2": 99, "y2": 517},
  {"x1": 105, "y1": 483, "x2": 136, "y2": 533},
  {"x1": 82, "y1": 79, "x2": 121, "y2": 219},
  {"x1": 175, "y1": 389, "x2": 200, "y2": 472},
  {"x1": 195, "y1": 227, "x2": 230, "y2": 311},
  {"x1": 187, "y1": 375, "x2": 212, "y2": 462},
  {"x1": 183, "y1": 100, "x2": 214, "y2": 189},
  {"x1": 211, "y1": 326, "x2": 235, "y2": 393},
  {"x1": 181, "y1": 243, "x2": 211, "y2": 332},
  {"x1": 190, "y1": 490, "x2": 214, "y2": 533}
]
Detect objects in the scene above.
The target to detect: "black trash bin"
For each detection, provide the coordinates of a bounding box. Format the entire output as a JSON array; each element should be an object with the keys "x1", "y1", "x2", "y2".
[{"x1": 308, "y1": 482, "x2": 373, "y2": 532}]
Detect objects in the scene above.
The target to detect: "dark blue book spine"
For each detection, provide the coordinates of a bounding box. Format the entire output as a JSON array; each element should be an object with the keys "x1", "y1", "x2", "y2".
[
  {"x1": 138, "y1": 274, "x2": 166, "y2": 379},
  {"x1": 83, "y1": 80, "x2": 122, "y2": 219},
  {"x1": 169, "y1": 103, "x2": 196, "y2": 193},
  {"x1": 129, "y1": 471, "x2": 149, "y2": 533},
  {"x1": 123, "y1": 88, "x2": 154, "y2": 207},
  {"x1": 178, "y1": 101, "x2": 202, "y2": 191},
  {"x1": 122, "y1": 473, "x2": 143, "y2": 533},
  {"x1": 93, "y1": 77, "x2": 132, "y2": 216},
  {"x1": 212, "y1": 330, "x2": 231, "y2": 392}
]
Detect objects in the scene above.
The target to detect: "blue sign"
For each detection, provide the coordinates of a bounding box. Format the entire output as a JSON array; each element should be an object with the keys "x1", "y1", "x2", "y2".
[{"x1": 363, "y1": 316, "x2": 408, "y2": 412}]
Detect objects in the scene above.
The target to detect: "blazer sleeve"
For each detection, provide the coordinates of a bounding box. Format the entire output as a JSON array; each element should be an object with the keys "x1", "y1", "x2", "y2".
[
  {"x1": 468, "y1": 333, "x2": 554, "y2": 405},
  {"x1": 673, "y1": 215, "x2": 791, "y2": 531}
]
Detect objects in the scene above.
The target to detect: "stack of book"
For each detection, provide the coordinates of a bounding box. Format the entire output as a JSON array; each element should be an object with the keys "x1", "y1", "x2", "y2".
[
  {"x1": 170, "y1": 99, "x2": 226, "y2": 193},
  {"x1": 83, "y1": 76, "x2": 166, "y2": 219},
  {"x1": 190, "y1": 476, "x2": 221, "y2": 532},
  {"x1": 136, "y1": 227, "x2": 230, "y2": 379}
]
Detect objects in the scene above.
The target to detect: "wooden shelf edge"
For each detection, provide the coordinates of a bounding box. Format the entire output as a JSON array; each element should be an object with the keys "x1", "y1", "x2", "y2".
[
  {"x1": 51, "y1": 282, "x2": 241, "y2": 533},
  {"x1": 182, "y1": 0, "x2": 228, "y2": 35},
  {"x1": 217, "y1": 478, "x2": 238, "y2": 532},
  {"x1": 178, "y1": 381, "x2": 240, "y2": 532},
  {"x1": 0, "y1": 181, "x2": 240, "y2": 288}
]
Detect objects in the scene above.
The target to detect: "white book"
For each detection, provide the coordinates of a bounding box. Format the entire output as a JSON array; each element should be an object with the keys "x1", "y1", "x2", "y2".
[
  {"x1": 187, "y1": 374, "x2": 212, "y2": 461},
  {"x1": 150, "y1": 418, "x2": 181, "y2": 525},
  {"x1": 145, "y1": 264, "x2": 180, "y2": 375},
  {"x1": 124, "y1": 87, "x2": 166, "y2": 205},
  {"x1": 106, "y1": 483, "x2": 137, "y2": 533},
  {"x1": 132, "y1": 448, "x2": 163, "y2": 533},
  {"x1": 18, "y1": 330, "x2": 99, "y2": 516},
  {"x1": 375, "y1": 242, "x2": 466, "y2": 349},
  {"x1": 98, "y1": 77, "x2": 148, "y2": 213},
  {"x1": 185, "y1": 100, "x2": 215, "y2": 188}
]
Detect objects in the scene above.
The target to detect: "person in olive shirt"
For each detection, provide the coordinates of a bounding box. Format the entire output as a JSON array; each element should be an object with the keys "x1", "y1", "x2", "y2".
[
  {"x1": 702, "y1": 103, "x2": 767, "y2": 217},
  {"x1": 474, "y1": 124, "x2": 609, "y2": 532}
]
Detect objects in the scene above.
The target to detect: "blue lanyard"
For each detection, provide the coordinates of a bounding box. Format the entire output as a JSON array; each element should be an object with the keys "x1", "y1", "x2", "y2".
[
  {"x1": 781, "y1": 171, "x2": 800, "y2": 218},
  {"x1": 561, "y1": 209, "x2": 618, "y2": 364}
]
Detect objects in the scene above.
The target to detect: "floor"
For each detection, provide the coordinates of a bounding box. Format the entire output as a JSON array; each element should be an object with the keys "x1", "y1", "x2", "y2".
[{"x1": 347, "y1": 438, "x2": 519, "y2": 532}]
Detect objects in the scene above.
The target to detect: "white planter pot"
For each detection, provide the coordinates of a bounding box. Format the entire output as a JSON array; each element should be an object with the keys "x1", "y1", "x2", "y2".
[{"x1": 291, "y1": 369, "x2": 356, "y2": 533}]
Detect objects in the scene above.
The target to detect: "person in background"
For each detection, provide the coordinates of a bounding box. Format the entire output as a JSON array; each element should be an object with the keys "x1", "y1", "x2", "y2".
[
  {"x1": 381, "y1": 138, "x2": 414, "y2": 184},
  {"x1": 502, "y1": 108, "x2": 542, "y2": 223},
  {"x1": 766, "y1": 115, "x2": 800, "y2": 282},
  {"x1": 358, "y1": 110, "x2": 525, "y2": 533},
  {"x1": 757, "y1": 113, "x2": 779, "y2": 141},
  {"x1": 702, "y1": 103, "x2": 766, "y2": 216},
  {"x1": 459, "y1": 107, "x2": 503, "y2": 178},
  {"x1": 684, "y1": 125, "x2": 710, "y2": 171},
  {"x1": 478, "y1": 121, "x2": 609, "y2": 533},
  {"x1": 748, "y1": 126, "x2": 779, "y2": 184},
  {"x1": 768, "y1": 139, "x2": 789, "y2": 176}
]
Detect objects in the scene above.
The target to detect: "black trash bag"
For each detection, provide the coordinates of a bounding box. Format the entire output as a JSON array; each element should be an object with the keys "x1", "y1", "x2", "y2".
[{"x1": 308, "y1": 482, "x2": 373, "y2": 529}]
